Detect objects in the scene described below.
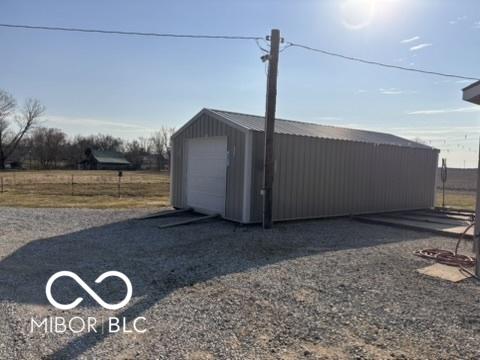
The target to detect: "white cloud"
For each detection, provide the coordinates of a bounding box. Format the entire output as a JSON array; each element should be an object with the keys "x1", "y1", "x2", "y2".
[
  {"x1": 45, "y1": 115, "x2": 157, "y2": 138},
  {"x1": 390, "y1": 126, "x2": 480, "y2": 136},
  {"x1": 407, "y1": 106, "x2": 480, "y2": 115},
  {"x1": 384, "y1": 123, "x2": 479, "y2": 168},
  {"x1": 433, "y1": 79, "x2": 452, "y2": 85},
  {"x1": 47, "y1": 115, "x2": 153, "y2": 130},
  {"x1": 409, "y1": 43, "x2": 432, "y2": 51},
  {"x1": 337, "y1": 123, "x2": 366, "y2": 129},
  {"x1": 450, "y1": 15, "x2": 467, "y2": 25},
  {"x1": 400, "y1": 36, "x2": 420, "y2": 43},
  {"x1": 355, "y1": 89, "x2": 367, "y2": 94},
  {"x1": 316, "y1": 116, "x2": 343, "y2": 121},
  {"x1": 474, "y1": 21, "x2": 480, "y2": 29},
  {"x1": 380, "y1": 89, "x2": 403, "y2": 95},
  {"x1": 379, "y1": 88, "x2": 417, "y2": 95}
]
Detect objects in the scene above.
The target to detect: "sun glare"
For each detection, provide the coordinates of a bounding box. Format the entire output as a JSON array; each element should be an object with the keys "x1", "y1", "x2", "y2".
[{"x1": 340, "y1": 0, "x2": 400, "y2": 30}]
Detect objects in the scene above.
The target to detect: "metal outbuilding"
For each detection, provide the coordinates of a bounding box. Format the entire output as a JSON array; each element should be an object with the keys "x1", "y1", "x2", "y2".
[
  {"x1": 463, "y1": 80, "x2": 480, "y2": 105},
  {"x1": 170, "y1": 108, "x2": 439, "y2": 223}
]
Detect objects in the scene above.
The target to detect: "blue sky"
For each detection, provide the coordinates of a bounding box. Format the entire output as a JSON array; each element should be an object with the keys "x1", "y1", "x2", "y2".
[{"x1": 1, "y1": 0, "x2": 479, "y2": 167}]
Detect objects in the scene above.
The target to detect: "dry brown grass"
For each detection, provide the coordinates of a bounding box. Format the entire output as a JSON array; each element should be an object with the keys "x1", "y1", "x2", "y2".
[
  {"x1": 0, "y1": 170, "x2": 170, "y2": 209},
  {"x1": 0, "y1": 170, "x2": 476, "y2": 210},
  {"x1": 435, "y1": 168, "x2": 477, "y2": 210},
  {"x1": 435, "y1": 190, "x2": 476, "y2": 210}
]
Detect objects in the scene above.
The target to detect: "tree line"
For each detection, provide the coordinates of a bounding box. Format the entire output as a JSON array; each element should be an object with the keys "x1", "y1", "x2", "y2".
[{"x1": 0, "y1": 89, "x2": 174, "y2": 170}]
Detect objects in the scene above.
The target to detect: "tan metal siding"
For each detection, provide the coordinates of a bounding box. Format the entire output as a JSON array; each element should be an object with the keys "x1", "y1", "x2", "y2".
[
  {"x1": 171, "y1": 113, "x2": 245, "y2": 222},
  {"x1": 250, "y1": 133, "x2": 438, "y2": 223}
]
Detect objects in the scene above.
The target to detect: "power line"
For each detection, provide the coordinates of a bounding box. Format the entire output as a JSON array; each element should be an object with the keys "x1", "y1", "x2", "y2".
[
  {"x1": 428, "y1": 138, "x2": 479, "y2": 143},
  {"x1": 255, "y1": 39, "x2": 269, "y2": 53},
  {"x1": 0, "y1": 23, "x2": 262, "y2": 41},
  {"x1": 286, "y1": 42, "x2": 480, "y2": 81},
  {"x1": 1, "y1": 23, "x2": 479, "y2": 81}
]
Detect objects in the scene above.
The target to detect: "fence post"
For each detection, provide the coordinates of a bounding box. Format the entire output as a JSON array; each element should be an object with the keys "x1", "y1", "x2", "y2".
[
  {"x1": 0, "y1": 177, "x2": 3, "y2": 193},
  {"x1": 117, "y1": 171, "x2": 123, "y2": 198},
  {"x1": 71, "y1": 174, "x2": 74, "y2": 196},
  {"x1": 440, "y1": 158, "x2": 447, "y2": 208}
]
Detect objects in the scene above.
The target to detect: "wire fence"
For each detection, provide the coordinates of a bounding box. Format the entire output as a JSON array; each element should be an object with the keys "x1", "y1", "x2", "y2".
[
  {"x1": 434, "y1": 167, "x2": 477, "y2": 210},
  {"x1": 0, "y1": 171, "x2": 169, "y2": 198},
  {"x1": 0, "y1": 169, "x2": 475, "y2": 209}
]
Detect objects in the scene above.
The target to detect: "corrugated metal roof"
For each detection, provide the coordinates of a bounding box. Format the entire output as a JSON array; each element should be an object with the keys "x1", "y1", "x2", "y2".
[
  {"x1": 208, "y1": 109, "x2": 434, "y2": 150},
  {"x1": 462, "y1": 80, "x2": 480, "y2": 91},
  {"x1": 92, "y1": 150, "x2": 131, "y2": 165}
]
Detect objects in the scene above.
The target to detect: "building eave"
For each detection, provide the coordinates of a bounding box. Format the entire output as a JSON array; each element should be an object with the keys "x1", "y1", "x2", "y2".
[{"x1": 463, "y1": 80, "x2": 480, "y2": 105}]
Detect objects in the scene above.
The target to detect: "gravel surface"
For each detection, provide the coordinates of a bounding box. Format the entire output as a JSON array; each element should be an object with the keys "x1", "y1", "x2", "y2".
[{"x1": 0, "y1": 207, "x2": 479, "y2": 359}]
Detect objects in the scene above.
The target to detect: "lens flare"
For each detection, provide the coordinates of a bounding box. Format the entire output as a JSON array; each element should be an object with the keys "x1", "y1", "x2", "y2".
[{"x1": 340, "y1": 0, "x2": 376, "y2": 30}]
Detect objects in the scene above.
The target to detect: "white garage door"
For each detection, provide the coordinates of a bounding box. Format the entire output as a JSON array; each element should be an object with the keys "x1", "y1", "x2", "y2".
[{"x1": 186, "y1": 136, "x2": 227, "y2": 215}]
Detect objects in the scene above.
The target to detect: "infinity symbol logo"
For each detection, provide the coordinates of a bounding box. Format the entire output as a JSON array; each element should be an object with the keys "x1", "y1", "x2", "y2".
[{"x1": 46, "y1": 271, "x2": 132, "y2": 310}]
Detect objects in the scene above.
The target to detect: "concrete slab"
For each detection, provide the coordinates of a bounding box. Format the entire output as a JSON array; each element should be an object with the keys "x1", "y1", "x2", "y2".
[
  {"x1": 355, "y1": 209, "x2": 474, "y2": 239},
  {"x1": 417, "y1": 263, "x2": 472, "y2": 282}
]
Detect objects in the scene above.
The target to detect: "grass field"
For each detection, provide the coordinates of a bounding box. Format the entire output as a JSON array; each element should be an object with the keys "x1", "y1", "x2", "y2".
[
  {"x1": 435, "y1": 190, "x2": 475, "y2": 210},
  {"x1": 0, "y1": 170, "x2": 170, "y2": 208},
  {"x1": 435, "y1": 168, "x2": 477, "y2": 210},
  {"x1": 0, "y1": 169, "x2": 476, "y2": 209}
]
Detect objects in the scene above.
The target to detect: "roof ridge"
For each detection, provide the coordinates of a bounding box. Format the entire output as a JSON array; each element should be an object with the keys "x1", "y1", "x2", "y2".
[
  {"x1": 208, "y1": 108, "x2": 403, "y2": 139},
  {"x1": 204, "y1": 108, "x2": 434, "y2": 150}
]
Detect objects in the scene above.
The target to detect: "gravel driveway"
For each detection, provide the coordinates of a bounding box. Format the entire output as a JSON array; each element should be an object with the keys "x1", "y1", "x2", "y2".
[{"x1": 0, "y1": 207, "x2": 479, "y2": 359}]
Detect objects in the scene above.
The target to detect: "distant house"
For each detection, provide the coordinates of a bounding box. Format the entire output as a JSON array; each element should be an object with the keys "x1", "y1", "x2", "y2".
[
  {"x1": 140, "y1": 154, "x2": 168, "y2": 170},
  {"x1": 79, "y1": 148, "x2": 131, "y2": 170},
  {"x1": 4, "y1": 160, "x2": 23, "y2": 170}
]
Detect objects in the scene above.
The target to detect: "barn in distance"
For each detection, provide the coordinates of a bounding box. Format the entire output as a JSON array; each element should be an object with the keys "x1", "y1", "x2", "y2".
[
  {"x1": 79, "y1": 148, "x2": 131, "y2": 170},
  {"x1": 170, "y1": 108, "x2": 439, "y2": 224}
]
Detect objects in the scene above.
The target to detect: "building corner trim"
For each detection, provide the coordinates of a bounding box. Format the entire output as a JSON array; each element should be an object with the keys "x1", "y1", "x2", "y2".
[{"x1": 242, "y1": 131, "x2": 253, "y2": 223}]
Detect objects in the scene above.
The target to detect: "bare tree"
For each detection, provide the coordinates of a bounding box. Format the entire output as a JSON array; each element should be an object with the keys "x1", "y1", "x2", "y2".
[
  {"x1": 413, "y1": 137, "x2": 428, "y2": 145},
  {"x1": 0, "y1": 90, "x2": 17, "y2": 169},
  {"x1": 88, "y1": 134, "x2": 124, "y2": 152},
  {"x1": 0, "y1": 90, "x2": 16, "y2": 123},
  {"x1": 0, "y1": 91, "x2": 45, "y2": 169},
  {"x1": 125, "y1": 137, "x2": 151, "y2": 169},
  {"x1": 150, "y1": 126, "x2": 175, "y2": 170},
  {"x1": 29, "y1": 127, "x2": 67, "y2": 169}
]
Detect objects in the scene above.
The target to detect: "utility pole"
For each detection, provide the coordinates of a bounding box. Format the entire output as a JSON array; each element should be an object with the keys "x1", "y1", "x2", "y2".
[
  {"x1": 440, "y1": 158, "x2": 447, "y2": 208},
  {"x1": 262, "y1": 29, "x2": 281, "y2": 229},
  {"x1": 475, "y1": 138, "x2": 480, "y2": 276}
]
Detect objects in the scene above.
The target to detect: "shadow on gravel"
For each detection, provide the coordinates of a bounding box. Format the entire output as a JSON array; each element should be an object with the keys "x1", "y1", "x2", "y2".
[{"x1": 0, "y1": 214, "x2": 432, "y2": 358}]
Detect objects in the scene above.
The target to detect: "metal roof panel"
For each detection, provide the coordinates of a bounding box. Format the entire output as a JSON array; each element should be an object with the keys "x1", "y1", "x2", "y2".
[
  {"x1": 91, "y1": 150, "x2": 131, "y2": 165},
  {"x1": 207, "y1": 109, "x2": 434, "y2": 150}
]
